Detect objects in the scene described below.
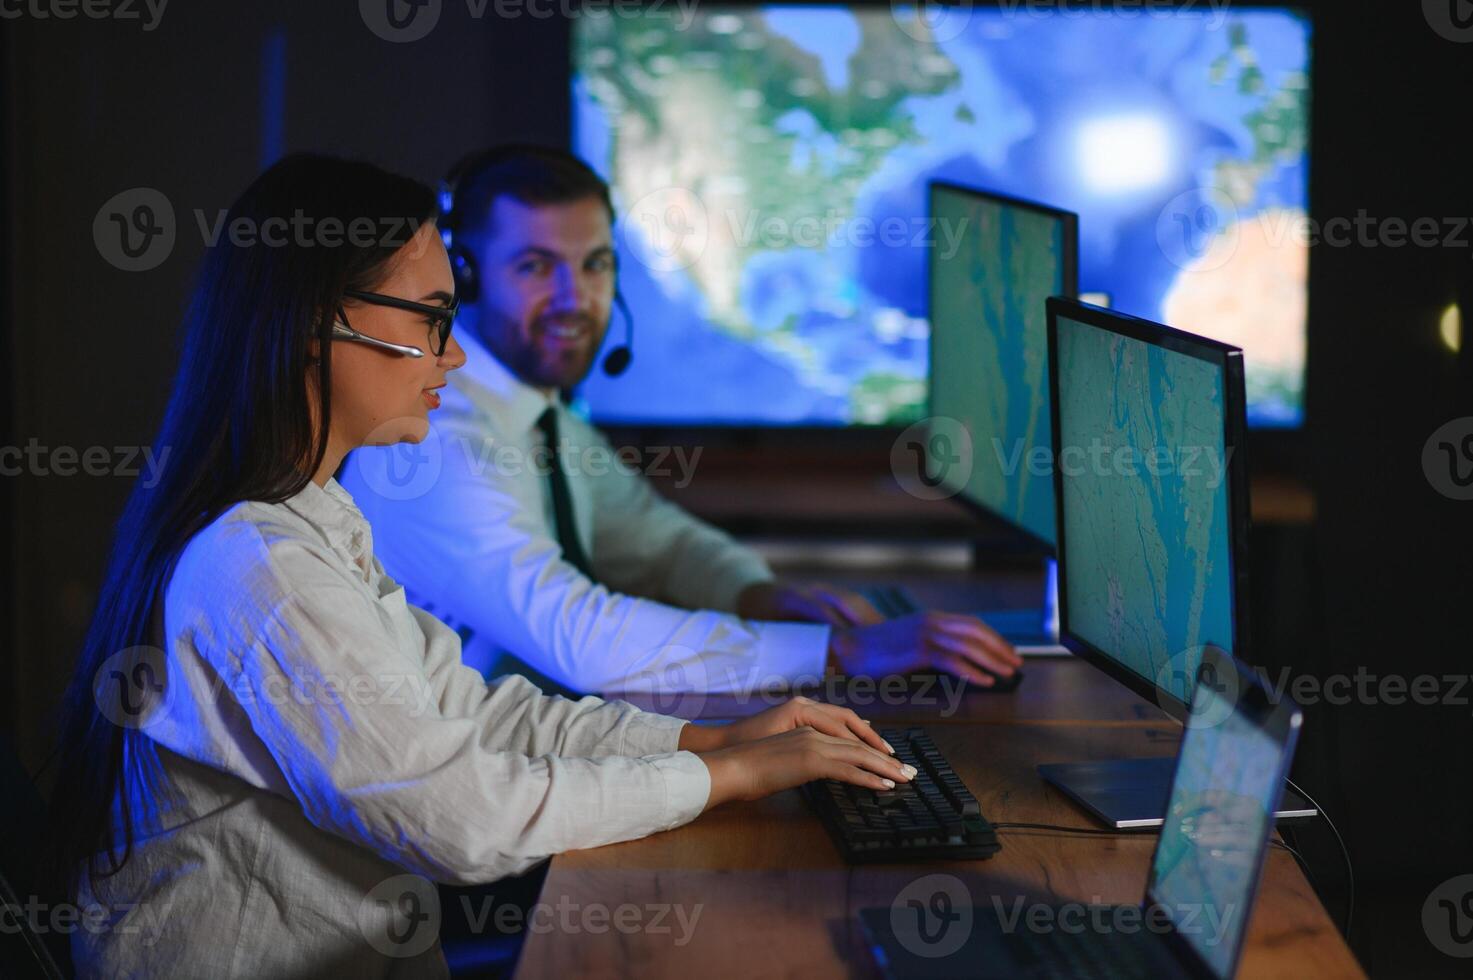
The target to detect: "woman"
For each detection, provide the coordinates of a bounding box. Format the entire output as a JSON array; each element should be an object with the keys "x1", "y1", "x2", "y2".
[{"x1": 46, "y1": 154, "x2": 912, "y2": 977}]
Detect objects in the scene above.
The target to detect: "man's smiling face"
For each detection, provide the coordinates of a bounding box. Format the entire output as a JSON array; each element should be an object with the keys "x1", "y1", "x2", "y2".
[{"x1": 469, "y1": 194, "x2": 616, "y2": 391}]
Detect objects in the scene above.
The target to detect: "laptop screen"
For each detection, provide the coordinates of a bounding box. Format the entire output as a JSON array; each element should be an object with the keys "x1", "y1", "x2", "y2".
[{"x1": 1146, "y1": 666, "x2": 1293, "y2": 978}]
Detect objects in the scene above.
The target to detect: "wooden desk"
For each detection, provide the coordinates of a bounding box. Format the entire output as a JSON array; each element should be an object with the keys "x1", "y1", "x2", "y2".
[
  {"x1": 610, "y1": 658, "x2": 1171, "y2": 727},
  {"x1": 516, "y1": 721, "x2": 1362, "y2": 978}
]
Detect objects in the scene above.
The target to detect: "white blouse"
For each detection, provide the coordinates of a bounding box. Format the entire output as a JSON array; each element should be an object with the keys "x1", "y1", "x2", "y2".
[
  {"x1": 74, "y1": 477, "x2": 710, "y2": 978},
  {"x1": 341, "y1": 329, "x2": 829, "y2": 693}
]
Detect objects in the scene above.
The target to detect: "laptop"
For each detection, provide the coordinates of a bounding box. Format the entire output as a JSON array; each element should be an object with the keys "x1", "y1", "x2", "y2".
[{"x1": 860, "y1": 646, "x2": 1302, "y2": 979}]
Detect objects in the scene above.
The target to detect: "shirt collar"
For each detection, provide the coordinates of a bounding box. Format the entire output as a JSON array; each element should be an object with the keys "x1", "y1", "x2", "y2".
[
  {"x1": 448, "y1": 326, "x2": 558, "y2": 438},
  {"x1": 282, "y1": 477, "x2": 371, "y2": 556}
]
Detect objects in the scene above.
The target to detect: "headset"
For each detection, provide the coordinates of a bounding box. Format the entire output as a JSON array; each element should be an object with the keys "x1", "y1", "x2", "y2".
[{"x1": 439, "y1": 147, "x2": 634, "y2": 377}]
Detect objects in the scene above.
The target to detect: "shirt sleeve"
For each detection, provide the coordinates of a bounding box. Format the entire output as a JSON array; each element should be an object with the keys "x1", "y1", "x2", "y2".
[
  {"x1": 174, "y1": 522, "x2": 712, "y2": 886},
  {"x1": 404, "y1": 601, "x2": 692, "y2": 760},
  {"x1": 580, "y1": 423, "x2": 773, "y2": 613},
  {"x1": 344, "y1": 422, "x2": 830, "y2": 695}
]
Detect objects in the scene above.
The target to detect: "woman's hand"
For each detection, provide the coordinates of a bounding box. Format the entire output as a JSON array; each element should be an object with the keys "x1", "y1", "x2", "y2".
[
  {"x1": 677, "y1": 697, "x2": 893, "y2": 755},
  {"x1": 697, "y1": 728, "x2": 916, "y2": 812},
  {"x1": 724, "y1": 696, "x2": 894, "y2": 753}
]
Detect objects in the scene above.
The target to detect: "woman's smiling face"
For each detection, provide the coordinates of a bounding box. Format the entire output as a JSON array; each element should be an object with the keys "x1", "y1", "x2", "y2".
[{"x1": 329, "y1": 221, "x2": 467, "y2": 449}]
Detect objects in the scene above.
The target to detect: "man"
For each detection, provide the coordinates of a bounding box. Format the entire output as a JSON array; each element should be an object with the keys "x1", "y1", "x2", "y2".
[{"x1": 341, "y1": 145, "x2": 1019, "y2": 695}]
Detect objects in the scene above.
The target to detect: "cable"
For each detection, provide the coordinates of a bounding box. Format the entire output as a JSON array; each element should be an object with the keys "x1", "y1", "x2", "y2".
[
  {"x1": 993, "y1": 821, "x2": 1149, "y2": 838},
  {"x1": 1285, "y1": 776, "x2": 1354, "y2": 943}
]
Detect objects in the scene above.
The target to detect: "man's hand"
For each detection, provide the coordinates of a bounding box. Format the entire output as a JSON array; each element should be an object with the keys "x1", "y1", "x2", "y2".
[
  {"x1": 828, "y1": 611, "x2": 1023, "y2": 686},
  {"x1": 736, "y1": 580, "x2": 886, "y2": 628}
]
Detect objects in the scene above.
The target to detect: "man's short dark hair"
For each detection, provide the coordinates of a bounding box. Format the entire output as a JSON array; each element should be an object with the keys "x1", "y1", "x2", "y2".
[{"x1": 442, "y1": 144, "x2": 614, "y2": 245}]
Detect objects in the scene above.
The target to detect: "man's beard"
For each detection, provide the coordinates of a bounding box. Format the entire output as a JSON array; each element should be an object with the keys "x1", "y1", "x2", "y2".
[{"x1": 480, "y1": 309, "x2": 605, "y2": 391}]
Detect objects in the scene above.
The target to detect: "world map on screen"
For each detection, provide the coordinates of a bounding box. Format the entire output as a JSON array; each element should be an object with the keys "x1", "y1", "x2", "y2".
[{"x1": 573, "y1": 4, "x2": 1309, "y2": 426}]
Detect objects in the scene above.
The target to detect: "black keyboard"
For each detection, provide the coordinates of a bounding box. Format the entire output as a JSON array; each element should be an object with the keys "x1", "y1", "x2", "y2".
[
  {"x1": 803, "y1": 727, "x2": 1000, "y2": 863},
  {"x1": 1006, "y1": 925, "x2": 1158, "y2": 980},
  {"x1": 860, "y1": 904, "x2": 1169, "y2": 980}
]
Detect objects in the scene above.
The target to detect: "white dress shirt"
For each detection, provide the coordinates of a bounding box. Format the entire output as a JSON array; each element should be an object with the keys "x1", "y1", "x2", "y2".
[
  {"x1": 339, "y1": 330, "x2": 830, "y2": 695},
  {"x1": 73, "y1": 478, "x2": 709, "y2": 978}
]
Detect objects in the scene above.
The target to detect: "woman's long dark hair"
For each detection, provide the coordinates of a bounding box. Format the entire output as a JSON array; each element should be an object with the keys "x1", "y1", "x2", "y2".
[{"x1": 45, "y1": 153, "x2": 437, "y2": 895}]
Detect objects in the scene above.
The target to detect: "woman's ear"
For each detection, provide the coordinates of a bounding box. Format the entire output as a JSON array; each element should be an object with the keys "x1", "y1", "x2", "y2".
[{"x1": 307, "y1": 336, "x2": 321, "y2": 364}]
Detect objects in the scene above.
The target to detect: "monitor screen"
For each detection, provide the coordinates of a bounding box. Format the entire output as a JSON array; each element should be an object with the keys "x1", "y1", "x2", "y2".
[
  {"x1": 1148, "y1": 669, "x2": 1294, "y2": 978},
  {"x1": 928, "y1": 183, "x2": 1075, "y2": 547},
  {"x1": 572, "y1": 4, "x2": 1311, "y2": 427},
  {"x1": 1049, "y1": 301, "x2": 1245, "y2": 711}
]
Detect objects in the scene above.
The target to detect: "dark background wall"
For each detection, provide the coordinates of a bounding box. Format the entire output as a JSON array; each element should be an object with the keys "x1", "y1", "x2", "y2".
[
  {"x1": 0, "y1": 0, "x2": 571, "y2": 763},
  {"x1": 1293, "y1": 4, "x2": 1473, "y2": 973},
  {"x1": 3, "y1": 2, "x2": 1470, "y2": 976}
]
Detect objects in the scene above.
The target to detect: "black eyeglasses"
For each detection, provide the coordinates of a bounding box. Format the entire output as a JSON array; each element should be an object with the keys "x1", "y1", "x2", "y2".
[{"x1": 331, "y1": 288, "x2": 459, "y2": 358}]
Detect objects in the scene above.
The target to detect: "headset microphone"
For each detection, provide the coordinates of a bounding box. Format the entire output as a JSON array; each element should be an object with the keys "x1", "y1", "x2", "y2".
[{"x1": 602, "y1": 291, "x2": 635, "y2": 377}]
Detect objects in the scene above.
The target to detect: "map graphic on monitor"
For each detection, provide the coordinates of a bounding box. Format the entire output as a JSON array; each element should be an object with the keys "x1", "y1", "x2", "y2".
[
  {"x1": 929, "y1": 185, "x2": 1069, "y2": 546},
  {"x1": 1053, "y1": 313, "x2": 1236, "y2": 703}
]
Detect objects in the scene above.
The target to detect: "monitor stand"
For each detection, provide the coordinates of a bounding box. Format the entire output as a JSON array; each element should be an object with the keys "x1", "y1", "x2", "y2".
[{"x1": 1037, "y1": 757, "x2": 1317, "y2": 829}]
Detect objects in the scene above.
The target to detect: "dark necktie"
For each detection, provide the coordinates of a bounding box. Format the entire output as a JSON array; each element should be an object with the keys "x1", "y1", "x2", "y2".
[{"x1": 535, "y1": 407, "x2": 595, "y2": 579}]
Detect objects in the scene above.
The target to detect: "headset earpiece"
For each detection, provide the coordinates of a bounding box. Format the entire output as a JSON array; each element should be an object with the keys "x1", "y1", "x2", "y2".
[
  {"x1": 438, "y1": 152, "x2": 492, "y2": 306},
  {"x1": 447, "y1": 241, "x2": 479, "y2": 304}
]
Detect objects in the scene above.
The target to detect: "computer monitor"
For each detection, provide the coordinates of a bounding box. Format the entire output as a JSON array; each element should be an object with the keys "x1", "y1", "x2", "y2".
[
  {"x1": 1033, "y1": 298, "x2": 1315, "y2": 827},
  {"x1": 927, "y1": 182, "x2": 1078, "y2": 550},
  {"x1": 1046, "y1": 297, "x2": 1251, "y2": 723},
  {"x1": 571, "y1": 4, "x2": 1312, "y2": 428}
]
